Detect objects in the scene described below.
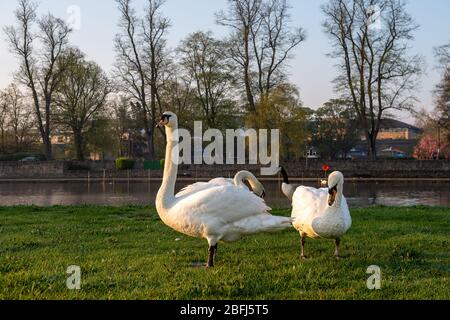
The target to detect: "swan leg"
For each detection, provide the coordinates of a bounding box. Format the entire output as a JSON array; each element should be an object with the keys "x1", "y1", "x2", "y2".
[
  {"x1": 334, "y1": 238, "x2": 341, "y2": 258},
  {"x1": 207, "y1": 244, "x2": 218, "y2": 268},
  {"x1": 300, "y1": 234, "x2": 307, "y2": 260}
]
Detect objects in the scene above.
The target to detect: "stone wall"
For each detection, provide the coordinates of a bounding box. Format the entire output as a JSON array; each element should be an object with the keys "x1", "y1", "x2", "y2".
[
  {"x1": 0, "y1": 159, "x2": 449, "y2": 179},
  {"x1": 280, "y1": 160, "x2": 450, "y2": 178},
  {"x1": 0, "y1": 161, "x2": 65, "y2": 178}
]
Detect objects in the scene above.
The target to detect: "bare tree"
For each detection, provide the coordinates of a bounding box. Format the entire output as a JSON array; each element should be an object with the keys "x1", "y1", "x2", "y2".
[
  {"x1": 114, "y1": 0, "x2": 170, "y2": 159},
  {"x1": 178, "y1": 31, "x2": 235, "y2": 128},
  {"x1": 108, "y1": 95, "x2": 131, "y2": 157},
  {"x1": 217, "y1": 0, "x2": 263, "y2": 112},
  {"x1": 158, "y1": 74, "x2": 196, "y2": 130},
  {"x1": 0, "y1": 91, "x2": 9, "y2": 152},
  {"x1": 252, "y1": 0, "x2": 306, "y2": 100},
  {"x1": 4, "y1": 85, "x2": 23, "y2": 152},
  {"x1": 217, "y1": 0, "x2": 305, "y2": 112},
  {"x1": 143, "y1": 0, "x2": 171, "y2": 120},
  {"x1": 4, "y1": 0, "x2": 71, "y2": 159},
  {"x1": 435, "y1": 42, "x2": 450, "y2": 70},
  {"x1": 54, "y1": 49, "x2": 110, "y2": 161},
  {"x1": 1, "y1": 84, "x2": 34, "y2": 152},
  {"x1": 434, "y1": 42, "x2": 450, "y2": 129},
  {"x1": 323, "y1": 0, "x2": 423, "y2": 160}
]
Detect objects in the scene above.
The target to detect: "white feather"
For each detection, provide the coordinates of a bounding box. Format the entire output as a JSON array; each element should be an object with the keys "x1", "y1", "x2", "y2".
[
  {"x1": 291, "y1": 173, "x2": 352, "y2": 240},
  {"x1": 177, "y1": 178, "x2": 243, "y2": 197},
  {"x1": 156, "y1": 112, "x2": 292, "y2": 254}
]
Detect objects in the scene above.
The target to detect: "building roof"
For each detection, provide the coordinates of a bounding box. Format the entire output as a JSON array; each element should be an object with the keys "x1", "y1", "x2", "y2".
[{"x1": 379, "y1": 119, "x2": 422, "y2": 132}]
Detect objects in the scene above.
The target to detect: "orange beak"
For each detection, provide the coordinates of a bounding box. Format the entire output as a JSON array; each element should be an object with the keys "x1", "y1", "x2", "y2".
[{"x1": 157, "y1": 119, "x2": 168, "y2": 128}]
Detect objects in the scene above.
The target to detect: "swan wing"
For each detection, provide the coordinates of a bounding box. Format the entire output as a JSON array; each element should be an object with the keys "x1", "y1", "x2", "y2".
[
  {"x1": 209, "y1": 177, "x2": 250, "y2": 191},
  {"x1": 292, "y1": 186, "x2": 328, "y2": 217},
  {"x1": 341, "y1": 196, "x2": 352, "y2": 231},
  {"x1": 174, "y1": 185, "x2": 271, "y2": 225},
  {"x1": 208, "y1": 178, "x2": 234, "y2": 185},
  {"x1": 176, "y1": 182, "x2": 211, "y2": 197},
  {"x1": 310, "y1": 196, "x2": 352, "y2": 239},
  {"x1": 176, "y1": 178, "x2": 234, "y2": 197},
  {"x1": 292, "y1": 186, "x2": 329, "y2": 235}
]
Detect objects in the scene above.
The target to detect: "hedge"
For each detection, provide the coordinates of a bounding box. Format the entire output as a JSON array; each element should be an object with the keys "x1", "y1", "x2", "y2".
[{"x1": 115, "y1": 158, "x2": 135, "y2": 170}]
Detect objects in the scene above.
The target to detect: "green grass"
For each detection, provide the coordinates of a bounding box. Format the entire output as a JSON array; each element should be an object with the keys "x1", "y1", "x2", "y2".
[{"x1": 0, "y1": 205, "x2": 449, "y2": 300}]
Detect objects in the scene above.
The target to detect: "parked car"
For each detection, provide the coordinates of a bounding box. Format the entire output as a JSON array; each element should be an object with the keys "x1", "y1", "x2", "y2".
[
  {"x1": 392, "y1": 151, "x2": 407, "y2": 159},
  {"x1": 19, "y1": 156, "x2": 40, "y2": 162},
  {"x1": 347, "y1": 148, "x2": 368, "y2": 160},
  {"x1": 380, "y1": 147, "x2": 408, "y2": 159}
]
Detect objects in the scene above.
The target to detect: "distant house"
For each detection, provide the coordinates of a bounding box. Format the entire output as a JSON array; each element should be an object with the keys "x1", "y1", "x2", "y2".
[
  {"x1": 51, "y1": 133, "x2": 72, "y2": 146},
  {"x1": 358, "y1": 119, "x2": 423, "y2": 158},
  {"x1": 307, "y1": 118, "x2": 423, "y2": 159},
  {"x1": 362, "y1": 119, "x2": 423, "y2": 141},
  {"x1": 49, "y1": 132, "x2": 72, "y2": 159},
  {"x1": 304, "y1": 147, "x2": 320, "y2": 159},
  {"x1": 50, "y1": 132, "x2": 114, "y2": 161}
]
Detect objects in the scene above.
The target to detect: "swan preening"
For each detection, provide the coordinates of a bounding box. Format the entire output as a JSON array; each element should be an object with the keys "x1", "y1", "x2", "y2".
[
  {"x1": 291, "y1": 171, "x2": 352, "y2": 259},
  {"x1": 177, "y1": 171, "x2": 266, "y2": 199},
  {"x1": 156, "y1": 112, "x2": 292, "y2": 267}
]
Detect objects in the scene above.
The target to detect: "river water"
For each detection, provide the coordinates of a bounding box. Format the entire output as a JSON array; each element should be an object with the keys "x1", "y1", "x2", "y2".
[{"x1": 0, "y1": 180, "x2": 448, "y2": 208}]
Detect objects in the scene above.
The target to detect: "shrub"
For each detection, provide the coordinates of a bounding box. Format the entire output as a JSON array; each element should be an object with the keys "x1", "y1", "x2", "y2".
[
  {"x1": 144, "y1": 160, "x2": 163, "y2": 170},
  {"x1": 115, "y1": 158, "x2": 135, "y2": 170}
]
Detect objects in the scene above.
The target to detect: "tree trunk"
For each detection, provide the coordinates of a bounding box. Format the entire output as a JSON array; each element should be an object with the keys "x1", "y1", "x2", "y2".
[
  {"x1": 244, "y1": 67, "x2": 256, "y2": 112},
  {"x1": 1, "y1": 129, "x2": 5, "y2": 153},
  {"x1": 2, "y1": 129, "x2": 4, "y2": 152},
  {"x1": 73, "y1": 131, "x2": 84, "y2": 161},
  {"x1": 243, "y1": 27, "x2": 256, "y2": 113},
  {"x1": 368, "y1": 134, "x2": 377, "y2": 160},
  {"x1": 149, "y1": 75, "x2": 157, "y2": 160},
  {"x1": 14, "y1": 128, "x2": 19, "y2": 153},
  {"x1": 146, "y1": 129, "x2": 155, "y2": 160},
  {"x1": 42, "y1": 134, "x2": 53, "y2": 160}
]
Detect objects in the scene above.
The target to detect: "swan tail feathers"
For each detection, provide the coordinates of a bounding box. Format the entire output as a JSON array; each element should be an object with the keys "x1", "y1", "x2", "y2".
[{"x1": 232, "y1": 214, "x2": 293, "y2": 235}]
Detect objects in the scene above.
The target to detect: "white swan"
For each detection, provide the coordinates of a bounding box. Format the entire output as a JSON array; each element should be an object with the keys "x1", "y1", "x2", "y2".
[
  {"x1": 176, "y1": 171, "x2": 266, "y2": 198},
  {"x1": 278, "y1": 167, "x2": 300, "y2": 201},
  {"x1": 156, "y1": 112, "x2": 293, "y2": 267},
  {"x1": 292, "y1": 171, "x2": 352, "y2": 259}
]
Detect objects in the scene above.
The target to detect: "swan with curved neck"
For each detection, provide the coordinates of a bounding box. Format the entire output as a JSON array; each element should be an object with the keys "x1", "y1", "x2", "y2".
[
  {"x1": 232, "y1": 171, "x2": 265, "y2": 197},
  {"x1": 291, "y1": 171, "x2": 351, "y2": 259},
  {"x1": 177, "y1": 171, "x2": 266, "y2": 199},
  {"x1": 156, "y1": 112, "x2": 292, "y2": 267}
]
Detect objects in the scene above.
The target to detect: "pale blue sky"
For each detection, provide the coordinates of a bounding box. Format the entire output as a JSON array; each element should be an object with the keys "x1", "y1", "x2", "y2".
[{"x1": 1, "y1": 0, "x2": 449, "y2": 123}]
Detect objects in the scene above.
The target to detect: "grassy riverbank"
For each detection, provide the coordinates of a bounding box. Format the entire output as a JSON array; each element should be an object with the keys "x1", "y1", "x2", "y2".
[{"x1": 0, "y1": 205, "x2": 449, "y2": 300}]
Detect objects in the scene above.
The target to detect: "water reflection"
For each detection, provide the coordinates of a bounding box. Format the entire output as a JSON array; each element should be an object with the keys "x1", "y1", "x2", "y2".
[{"x1": 0, "y1": 180, "x2": 448, "y2": 208}]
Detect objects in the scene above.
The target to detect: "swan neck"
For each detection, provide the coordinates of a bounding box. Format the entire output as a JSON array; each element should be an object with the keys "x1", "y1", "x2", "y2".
[
  {"x1": 157, "y1": 126, "x2": 179, "y2": 211},
  {"x1": 234, "y1": 171, "x2": 257, "y2": 189},
  {"x1": 280, "y1": 168, "x2": 289, "y2": 184},
  {"x1": 335, "y1": 181, "x2": 344, "y2": 207}
]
